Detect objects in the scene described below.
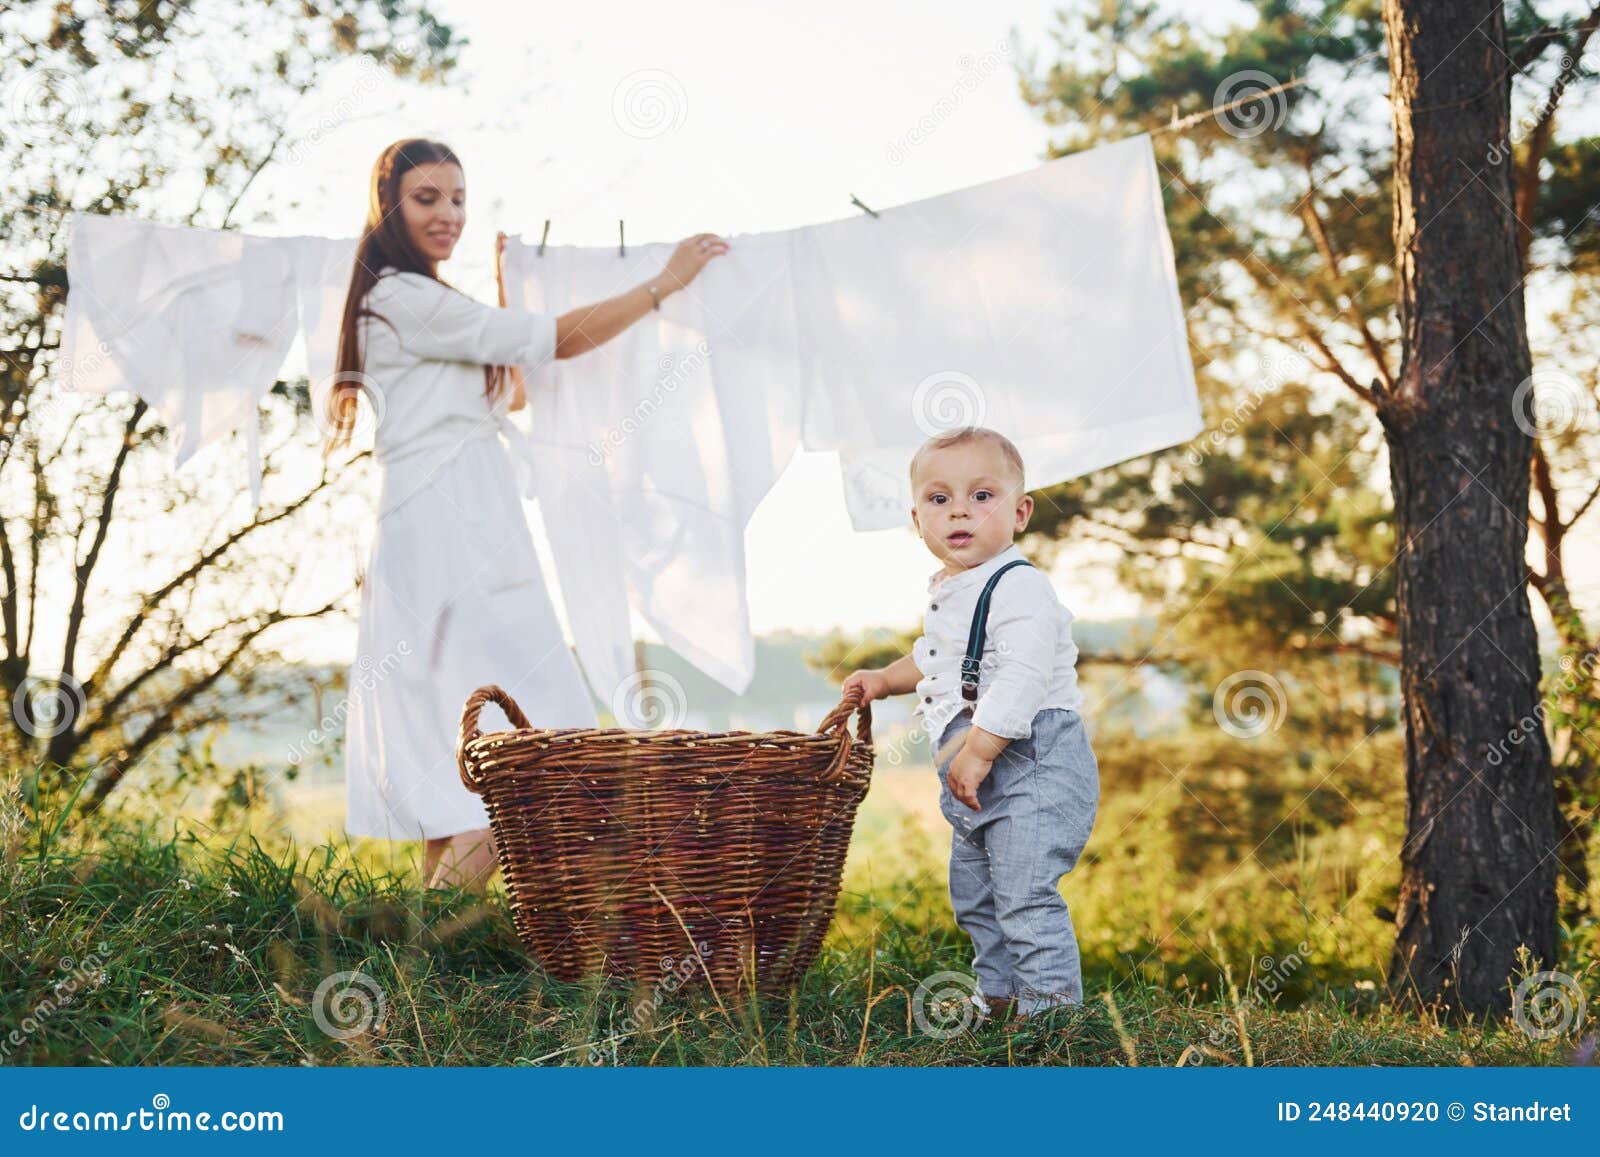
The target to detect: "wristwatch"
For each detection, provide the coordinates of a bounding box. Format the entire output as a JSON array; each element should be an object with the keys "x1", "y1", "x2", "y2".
[{"x1": 646, "y1": 282, "x2": 662, "y2": 310}]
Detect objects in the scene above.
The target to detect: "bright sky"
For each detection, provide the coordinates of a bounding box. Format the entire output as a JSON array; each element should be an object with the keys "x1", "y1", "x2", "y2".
[
  {"x1": 210, "y1": 0, "x2": 1594, "y2": 661},
  {"x1": 231, "y1": 0, "x2": 1166, "y2": 657}
]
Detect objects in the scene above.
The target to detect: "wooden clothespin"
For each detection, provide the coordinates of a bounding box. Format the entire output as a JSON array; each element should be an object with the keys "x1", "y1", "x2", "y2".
[
  {"x1": 849, "y1": 194, "x2": 879, "y2": 218},
  {"x1": 537, "y1": 219, "x2": 550, "y2": 256}
]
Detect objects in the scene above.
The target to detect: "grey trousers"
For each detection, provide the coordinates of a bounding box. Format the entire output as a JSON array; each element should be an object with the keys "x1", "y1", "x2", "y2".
[{"x1": 933, "y1": 707, "x2": 1100, "y2": 1013}]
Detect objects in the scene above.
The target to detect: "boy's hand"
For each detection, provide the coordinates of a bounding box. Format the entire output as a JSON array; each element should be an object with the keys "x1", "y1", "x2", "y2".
[
  {"x1": 947, "y1": 749, "x2": 994, "y2": 810},
  {"x1": 841, "y1": 668, "x2": 888, "y2": 703}
]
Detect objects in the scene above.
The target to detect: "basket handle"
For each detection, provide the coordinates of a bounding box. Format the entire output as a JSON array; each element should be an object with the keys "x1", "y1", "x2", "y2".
[
  {"x1": 456, "y1": 684, "x2": 532, "y2": 791},
  {"x1": 815, "y1": 686, "x2": 874, "y2": 785}
]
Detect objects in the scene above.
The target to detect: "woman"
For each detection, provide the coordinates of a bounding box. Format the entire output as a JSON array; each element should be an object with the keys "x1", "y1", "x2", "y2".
[{"x1": 324, "y1": 138, "x2": 727, "y2": 891}]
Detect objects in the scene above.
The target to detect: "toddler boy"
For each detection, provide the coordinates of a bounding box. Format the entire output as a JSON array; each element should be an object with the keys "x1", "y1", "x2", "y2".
[{"x1": 842, "y1": 426, "x2": 1100, "y2": 1021}]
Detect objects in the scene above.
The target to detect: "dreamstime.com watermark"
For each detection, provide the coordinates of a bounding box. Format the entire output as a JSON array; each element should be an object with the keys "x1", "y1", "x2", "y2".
[
  {"x1": 1510, "y1": 367, "x2": 1599, "y2": 440},
  {"x1": 1185, "y1": 342, "x2": 1312, "y2": 467},
  {"x1": 911, "y1": 369, "x2": 987, "y2": 438},
  {"x1": 586, "y1": 341, "x2": 711, "y2": 464},
  {"x1": 1484, "y1": 648, "x2": 1599, "y2": 767},
  {"x1": 588, "y1": 942, "x2": 713, "y2": 1064},
  {"x1": 1486, "y1": 54, "x2": 1579, "y2": 167},
  {"x1": 1213, "y1": 70, "x2": 1289, "y2": 139},
  {"x1": 885, "y1": 41, "x2": 1013, "y2": 166},
  {"x1": 1, "y1": 944, "x2": 111, "y2": 1061},
  {"x1": 17, "y1": 1094, "x2": 284, "y2": 1133},
  {"x1": 1206, "y1": 941, "x2": 1311, "y2": 1051},
  {"x1": 11, "y1": 672, "x2": 88, "y2": 740},
  {"x1": 612, "y1": 68, "x2": 688, "y2": 139},
  {"x1": 281, "y1": 39, "x2": 422, "y2": 167},
  {"x1": 860, "y1": 641, "x2": 1021, "y2": 771},
  {"x1": 285, "y1": 642, "x2": 411, "y2": 766}
]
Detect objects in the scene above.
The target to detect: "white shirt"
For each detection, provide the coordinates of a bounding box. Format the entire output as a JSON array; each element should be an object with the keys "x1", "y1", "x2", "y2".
[
  {"x1": 910, "y1": 543, "x2": 1085, "y2": 741},
  {"x1": 359, "y1": 266, "x2": 558, "y2": 515}
]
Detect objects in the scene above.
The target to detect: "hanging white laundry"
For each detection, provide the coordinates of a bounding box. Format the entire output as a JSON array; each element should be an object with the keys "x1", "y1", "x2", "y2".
[
  {"x1": 234, "y1": 231, "x2": 362, "y2": 392},
  {"x1": 502, "y1": 229, "x2": 804, "y2": 702},
  {"x1": 790, "y1": 133, "x2": 1200, "y2": 528},
  {"x1": 60, "y1": 213, "x2": 303, "y2": 504},
  {"x1": 501, "y1": 131, "x2": 1201, "y2": 696}
]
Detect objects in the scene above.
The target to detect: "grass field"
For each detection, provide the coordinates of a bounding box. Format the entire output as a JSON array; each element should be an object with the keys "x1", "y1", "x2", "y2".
[{"x1": 2, "y1": 724, "x2": 1596, "y2": 1066}]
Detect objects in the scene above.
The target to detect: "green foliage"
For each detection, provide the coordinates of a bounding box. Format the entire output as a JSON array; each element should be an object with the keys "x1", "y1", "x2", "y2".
[{"x1": 2, "y1": 727, "x2": 1593, "y2": 1066}]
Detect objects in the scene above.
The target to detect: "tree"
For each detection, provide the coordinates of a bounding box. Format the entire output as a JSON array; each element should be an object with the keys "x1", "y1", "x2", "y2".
[
  {"x1": 1378, "y1": 0, "x2": 1557, "y2": 1013},
  {"x1": 0, "y1": 2, "x2": 466, "y2": 816},
  {"x1": 1006, "y1": 0, "x2": 1600, "y2": 1010}
]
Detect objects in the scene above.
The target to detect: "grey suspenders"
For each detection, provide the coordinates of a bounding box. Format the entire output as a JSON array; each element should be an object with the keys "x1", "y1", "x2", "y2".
[{"x1": 960, "y1": 559, "x2": 1036, "y2": 702}]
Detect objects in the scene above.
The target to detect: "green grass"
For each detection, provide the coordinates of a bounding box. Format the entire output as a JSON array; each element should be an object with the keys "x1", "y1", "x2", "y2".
[{"x1": 3, "y1": 737, "x2": 1596, "y2": 1067}]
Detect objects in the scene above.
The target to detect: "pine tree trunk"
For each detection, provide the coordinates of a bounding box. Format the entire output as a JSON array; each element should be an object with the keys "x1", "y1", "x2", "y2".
[{"x1": 1379, "y1": 0, "x2": 1558, "y2": 1014}]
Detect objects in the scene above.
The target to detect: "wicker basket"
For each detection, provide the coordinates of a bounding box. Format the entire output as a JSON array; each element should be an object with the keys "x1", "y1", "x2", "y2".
[{"x1": 455, "y1": 684, "x2": 874, "y2": 993}]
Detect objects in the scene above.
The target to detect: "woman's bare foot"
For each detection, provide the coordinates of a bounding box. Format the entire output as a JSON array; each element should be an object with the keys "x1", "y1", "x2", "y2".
[
  {"x1": 422, "y1": 836, "x2": 447, "y2": 884},
  {"x1": 425, "y1": 827, "x2": 500, "y2": 892}
]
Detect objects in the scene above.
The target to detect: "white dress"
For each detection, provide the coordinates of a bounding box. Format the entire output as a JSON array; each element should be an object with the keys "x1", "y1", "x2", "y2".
[{"x1": 343, "y1": 265, "x2": 598, "y2": 841}]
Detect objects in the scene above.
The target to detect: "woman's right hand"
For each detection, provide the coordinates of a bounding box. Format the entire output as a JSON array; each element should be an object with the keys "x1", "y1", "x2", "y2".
[
  {"x1": 659, "y1": 233, "x2": 729, "y2": 294},
  {"x1": 841, "y1": 669, "x2": 889, "y2": 704}
]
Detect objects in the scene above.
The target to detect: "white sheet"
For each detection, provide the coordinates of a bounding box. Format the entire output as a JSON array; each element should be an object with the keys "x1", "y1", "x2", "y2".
[
  {"x1": 502, "y1": 229, "x2": 805, "y2": 699},
  {"x1": 60, "y1": 214, "x2": 304, "y2": 504},
  {"x1": 788, "y1": 133, "x2": 1200, "y2": 528}
]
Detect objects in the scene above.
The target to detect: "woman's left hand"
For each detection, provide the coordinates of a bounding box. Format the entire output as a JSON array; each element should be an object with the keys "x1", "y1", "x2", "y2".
[{"x1": 495, "y1": 231, "x2": 510, "y2": 307}]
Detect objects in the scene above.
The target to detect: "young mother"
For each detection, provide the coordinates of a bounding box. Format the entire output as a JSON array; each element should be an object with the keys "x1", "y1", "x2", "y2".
[{"x1": 324, "y1": 138, "x2": 727, "y2": 891}]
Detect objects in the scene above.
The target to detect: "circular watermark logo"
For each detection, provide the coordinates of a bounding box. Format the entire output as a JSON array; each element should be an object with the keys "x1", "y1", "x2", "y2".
[
  {"x1": 610, "y1": 669, "x2": 688, "y2": 729},
  {"x1": 1512, "y1": 970, "x2": 1586, "y2": 1041},
  {"x1": 1214, "y1": 70, "x2": 1288, "y2": 139},
  {"x1": 1512, "y1": 369, "x2": 1592, "y2": 439},
  {"x1": 911, "y1": 370, "x2": 987, "y2": 437},
  {"x1": 5, "y1": 68, "x2": 90, "y2": 144},
  {"x1": 911, "y1": 970, "x2": 980, "y2": 1039},
  {"x1": 312, "y1": 970, "x2": 386, "y2": 1040},
  {"x1": 1212, "y1": 669, "x2": 1288, "y2": 739},
  {"x1": 13, "y1": 673, "x2": 87, "y2": 739},
  {"x1": 312, "y1": 370, "x2": 386, "y2": 446},
  {"x1": 612, "y1": 69, "x2": 687, "y2": 140}
]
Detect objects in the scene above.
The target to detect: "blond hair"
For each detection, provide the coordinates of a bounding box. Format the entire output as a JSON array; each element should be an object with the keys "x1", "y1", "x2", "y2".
[{"x1": 909, "y1": 426, "x2": 1026, "y2": 492}]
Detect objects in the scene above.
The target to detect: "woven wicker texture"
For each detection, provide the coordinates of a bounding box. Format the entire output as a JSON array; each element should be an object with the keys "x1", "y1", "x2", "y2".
[{"x1": 456, "y1": 684, "x2": 875, "y2": 992}]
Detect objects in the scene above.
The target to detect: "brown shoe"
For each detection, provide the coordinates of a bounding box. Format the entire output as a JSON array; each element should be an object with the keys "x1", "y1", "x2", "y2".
[{"x1": 980, "y1": 995, "x2": 1016, "y2": 1021}]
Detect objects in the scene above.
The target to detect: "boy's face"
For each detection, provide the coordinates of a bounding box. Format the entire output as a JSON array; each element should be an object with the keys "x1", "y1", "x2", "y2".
[{"x1": 910, "y1": 441, "x2": 1033, "y2": 572}]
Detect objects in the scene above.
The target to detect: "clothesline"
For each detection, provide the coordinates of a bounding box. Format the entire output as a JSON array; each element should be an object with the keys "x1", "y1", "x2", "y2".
[{"x1": 1147, "y1": 18, "x2": 1586, "y2": 140}]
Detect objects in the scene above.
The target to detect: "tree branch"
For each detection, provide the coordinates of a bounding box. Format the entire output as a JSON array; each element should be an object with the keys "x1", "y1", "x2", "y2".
[
  {"x1": 81, "y1": 458, "x2": 337, "y2": 702},
  {"x1": 56, "y1": 399, "x2": 145, "y2": 690},
  {"x1": 1298, "y1": 162, "x2": 1397, "y2": 390},
  {"x1": 1515, "y1": 4, "x2": 1600, "y2": 267},
  {"x1": 76, "y1": 596, "x2": 345, "y2": 815}
]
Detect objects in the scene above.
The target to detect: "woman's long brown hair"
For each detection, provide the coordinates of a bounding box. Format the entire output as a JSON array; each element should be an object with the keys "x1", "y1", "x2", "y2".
[{"x1": 321, "y1": 138, "x2": 509, "y2": 458}]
